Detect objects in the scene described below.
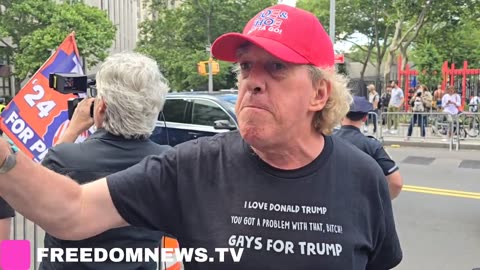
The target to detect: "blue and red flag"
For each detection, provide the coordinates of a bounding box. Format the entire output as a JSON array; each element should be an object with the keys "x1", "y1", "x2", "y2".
[{"x1": 0, "y1": 32, "x2": 90, "y2": 162}]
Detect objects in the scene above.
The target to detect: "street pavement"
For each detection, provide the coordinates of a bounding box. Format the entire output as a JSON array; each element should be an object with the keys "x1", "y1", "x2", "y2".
[
  {"x1": 10, "y1": 145, "x2": 480, "y2": 270},
  {"x1": 386, "y1": 146, "x2": 480, "y2": 270}
]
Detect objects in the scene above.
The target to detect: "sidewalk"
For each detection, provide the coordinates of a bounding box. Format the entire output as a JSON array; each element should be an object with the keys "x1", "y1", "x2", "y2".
[{"x1": 363, "y1": 123, "x2": 480, "y2": 150}]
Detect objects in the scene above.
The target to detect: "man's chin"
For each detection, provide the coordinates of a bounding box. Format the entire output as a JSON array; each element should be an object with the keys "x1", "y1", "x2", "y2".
[{"x1": 239, "y1": 125, "x2": 271, "y2": 147}]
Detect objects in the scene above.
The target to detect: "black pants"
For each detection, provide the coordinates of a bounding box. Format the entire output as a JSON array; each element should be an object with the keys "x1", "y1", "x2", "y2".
[
  {"x1": 407, "y1": 113, "x2": 426, "y2": 137},
  {"x1": 367, "y1": 110, "x2": 378, "y2": 133}
]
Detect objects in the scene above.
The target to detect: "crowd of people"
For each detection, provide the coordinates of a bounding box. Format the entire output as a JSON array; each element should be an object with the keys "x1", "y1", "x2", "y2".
[{"x1": 363, "y1": 81, "x2": 480, "y2": 141}]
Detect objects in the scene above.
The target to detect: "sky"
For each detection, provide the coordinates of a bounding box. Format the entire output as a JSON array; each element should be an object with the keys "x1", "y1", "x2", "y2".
[{"x1": 335, "y1": 33, "x2": 369, "y2": 53}]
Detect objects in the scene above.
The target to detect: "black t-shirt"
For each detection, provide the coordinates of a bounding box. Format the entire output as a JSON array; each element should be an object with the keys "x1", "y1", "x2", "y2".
[
  {"x1": 334, "y1": 126, "x2": 399, "y2": 176},
  {"x1": 0, "y1": 197, "x2": 14, "y2": 219},
  {"x1": 107, "y1": 131, "x2": 402, "y2": 270}
]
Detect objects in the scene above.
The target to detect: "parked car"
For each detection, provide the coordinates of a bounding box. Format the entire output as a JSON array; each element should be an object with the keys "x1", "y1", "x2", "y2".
[{"x1": 150, "y1": 91, "x2": 238, "y2": 146}]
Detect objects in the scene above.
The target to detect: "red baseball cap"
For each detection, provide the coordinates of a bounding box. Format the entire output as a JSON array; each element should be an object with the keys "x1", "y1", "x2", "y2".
[{"x1": 211, "y1": 4, "x2": 334, "y2": 68}]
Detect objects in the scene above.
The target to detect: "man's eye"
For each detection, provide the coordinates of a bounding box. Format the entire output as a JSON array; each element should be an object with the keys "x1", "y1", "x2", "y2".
[
  {"x1": 239, "y1": 62, "x2": 251, "y2": 70},
  {"x1": 272, "y1": 62, "x2": 286, "y2": 70},
  {"x1": 266, "y1": 62, "x2": 287, "y2": 73}
]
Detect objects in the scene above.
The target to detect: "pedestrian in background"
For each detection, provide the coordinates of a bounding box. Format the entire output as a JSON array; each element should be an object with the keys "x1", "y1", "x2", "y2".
[
  {"x1": 366, "y1": 84, "x2": 379, "y2": 134},
  {"x1": 405, "y1": 85, "x2": 432, "y2": 141},
  {"x1": 386, "y1": 80, "x2": 404, "y2": 134}
]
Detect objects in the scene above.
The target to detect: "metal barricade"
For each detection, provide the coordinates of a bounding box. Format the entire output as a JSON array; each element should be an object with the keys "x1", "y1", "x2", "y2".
[
  {"x1": 11, "y1": 214, "x2": 43, "y2": 270},
  {"x1": 379, "y1": 111, "x2": 456, "y2": 151},
  {"x1": 455, "y1": 112, "x2": 480, "y2": 150},
  {"x1": 365, "y1": 111, "x2": 381, "y2": 139}
]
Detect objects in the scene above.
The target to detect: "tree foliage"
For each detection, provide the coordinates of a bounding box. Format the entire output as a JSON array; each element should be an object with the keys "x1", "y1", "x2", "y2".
[
  {"x1": 298, "y1": 0, "x2": 395, "y2": 81},
  {"x1": 411, "y1": 42, "x2": 442, "y2": 88},
  {"x1": 297, "y1": 0, "x2": 480, "y2": 85},
  {"x1": 0, "y1": 0, "x2": 116, "y2": 81},
  {"x1": 137, "y1": 0, "x2": 275, "y2": 91},
  {"x1": 413, "y1": 0, "x2": 480, "y2": 68},
  {"x1": 139, "y1": 0, "x2": 480, "y2": 91}
]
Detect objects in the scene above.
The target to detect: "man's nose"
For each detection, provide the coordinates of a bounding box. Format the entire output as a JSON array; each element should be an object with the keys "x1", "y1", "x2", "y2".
[{"x1": 244, "y1": 66, "x2": 266, "y2": 94}]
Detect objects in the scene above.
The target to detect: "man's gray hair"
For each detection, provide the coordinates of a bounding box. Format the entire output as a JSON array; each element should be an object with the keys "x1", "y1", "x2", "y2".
[{"x1": 95, "y1": 52, "x2": 169, "y2": 139}]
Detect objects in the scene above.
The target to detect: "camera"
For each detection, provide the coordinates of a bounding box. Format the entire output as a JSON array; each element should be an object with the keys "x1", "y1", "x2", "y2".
[
  {"x1": 49, "y1": 73, "x2": 96, "y2": 120},
  {"x1": 67, "y1": 98, "x2": 94, "y2": 120}
]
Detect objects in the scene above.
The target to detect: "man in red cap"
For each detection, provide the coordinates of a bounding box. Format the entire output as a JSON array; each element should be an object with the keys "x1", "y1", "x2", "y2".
[{"x1": 0, "y1": 4, "x2": 401, "y2": 270}]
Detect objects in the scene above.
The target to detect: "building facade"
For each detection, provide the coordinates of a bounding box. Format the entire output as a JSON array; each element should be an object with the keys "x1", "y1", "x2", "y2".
[
  {"x1": 81, "y1": 0, "x2": 144, "y2": 73},
  {"x1": 83, "y1": 0, "x2": 143, "y2": 54}
]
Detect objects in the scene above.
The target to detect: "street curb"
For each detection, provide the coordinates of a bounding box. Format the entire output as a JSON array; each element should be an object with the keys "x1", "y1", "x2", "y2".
[{"x1": 382, "y1": 139, "x2": 480, "y2": 150}]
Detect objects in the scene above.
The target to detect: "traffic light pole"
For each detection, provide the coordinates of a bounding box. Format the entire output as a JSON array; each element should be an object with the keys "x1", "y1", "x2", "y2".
[{"x1": 207, "y1": 45, "x2": 213, "y2": 93}]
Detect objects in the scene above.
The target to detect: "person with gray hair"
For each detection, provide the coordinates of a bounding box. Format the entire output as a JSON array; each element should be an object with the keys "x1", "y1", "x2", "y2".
[
  {"x1": 0, "y1": 5, "x2": 401, "y2": 270},
  {"x1": 38, "y1": 52, "x2": 172, "y2": 270}
]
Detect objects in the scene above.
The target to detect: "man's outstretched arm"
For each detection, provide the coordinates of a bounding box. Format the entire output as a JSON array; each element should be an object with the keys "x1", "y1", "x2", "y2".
[{"x1": 0, "y1": 140, "x2": 128, "y2": 240}]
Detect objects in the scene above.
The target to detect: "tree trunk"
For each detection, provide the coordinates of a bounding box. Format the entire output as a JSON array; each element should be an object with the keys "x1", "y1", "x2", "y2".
[
  {"x1": 383, "y1": 0, "x2": 431, "y2": 87},
  {"x1": 383, "y1": 18, "x2": 403, "y2": 86},
  {"x1": 14, "y1": 77, "x2": 21, "y2": 95},
  {"x1": 360, "y1": 42, "x2": 374, "y2": 80},
  {"x1": 360, "y1": 60, "x2": 367, "y2": 81},
  {"x1": 400, "y1": 45, "x2": 408, "y2": 70}
]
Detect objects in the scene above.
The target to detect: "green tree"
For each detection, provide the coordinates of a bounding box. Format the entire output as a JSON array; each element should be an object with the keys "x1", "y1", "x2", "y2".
[
  {"x1": 137, "y1": 0, "x2": 275, "y2": 91},
  {"x1": 0, "y1": 0, "x2": 116, "y2": 83},
  {"x1": 411, "y1": 42, "x2": 442, "y2": 88},
  {"x1": 382, "y1": 0, "x2": 433, "y2": 85},
  {"x1": 383, "y1": 0, "x2": 480, "y2": 84},
  {"x1": 298, "y1": 0, "x2": 394, "y2": 82},
  {"x1": 414, "y1": 1, "x2": 480, "y2": 68},
  {"x1": 297, "y1": 0, "x2": 464, "y2": 87}
]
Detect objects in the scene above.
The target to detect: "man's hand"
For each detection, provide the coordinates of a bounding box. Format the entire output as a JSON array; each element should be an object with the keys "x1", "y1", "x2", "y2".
[
  {"x1": 56, "y1": 98, "x2": 95, "y2": 145},
  {"x1": 70, "y1": 98, "x2": 95, "y2": 134}
]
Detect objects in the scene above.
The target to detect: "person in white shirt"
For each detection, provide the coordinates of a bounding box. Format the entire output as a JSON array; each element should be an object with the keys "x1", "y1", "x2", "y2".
[
  {"x1": 469, "y1": 94, "x2": 480, "y2": 112},
  {"x1": 442, "y1": 85, "x2": 461, "y2": 139},
  {"x1": 442, "y1": 86, "x2": 461, "y2": 115},
  {"x1": 386, "y1": 80, "x2": 404, "y2": 134}
]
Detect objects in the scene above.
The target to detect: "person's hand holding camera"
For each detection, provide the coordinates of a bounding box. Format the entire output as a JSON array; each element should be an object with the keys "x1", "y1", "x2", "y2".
[
  {"x1": 71, "y1": 98, "x2": 95, "y2": 132},
  {"x1": 56, "y1": 98, "x2": 95, "y2": 145}
]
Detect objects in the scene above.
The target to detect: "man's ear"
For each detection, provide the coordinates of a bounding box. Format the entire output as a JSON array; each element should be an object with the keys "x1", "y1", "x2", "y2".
[
  {"x1": 310, "y1": 79, "x2": 331, "y2": 111},
  {"x1": 96, "y1": 98, "x2": 107, "y2": 115}
]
